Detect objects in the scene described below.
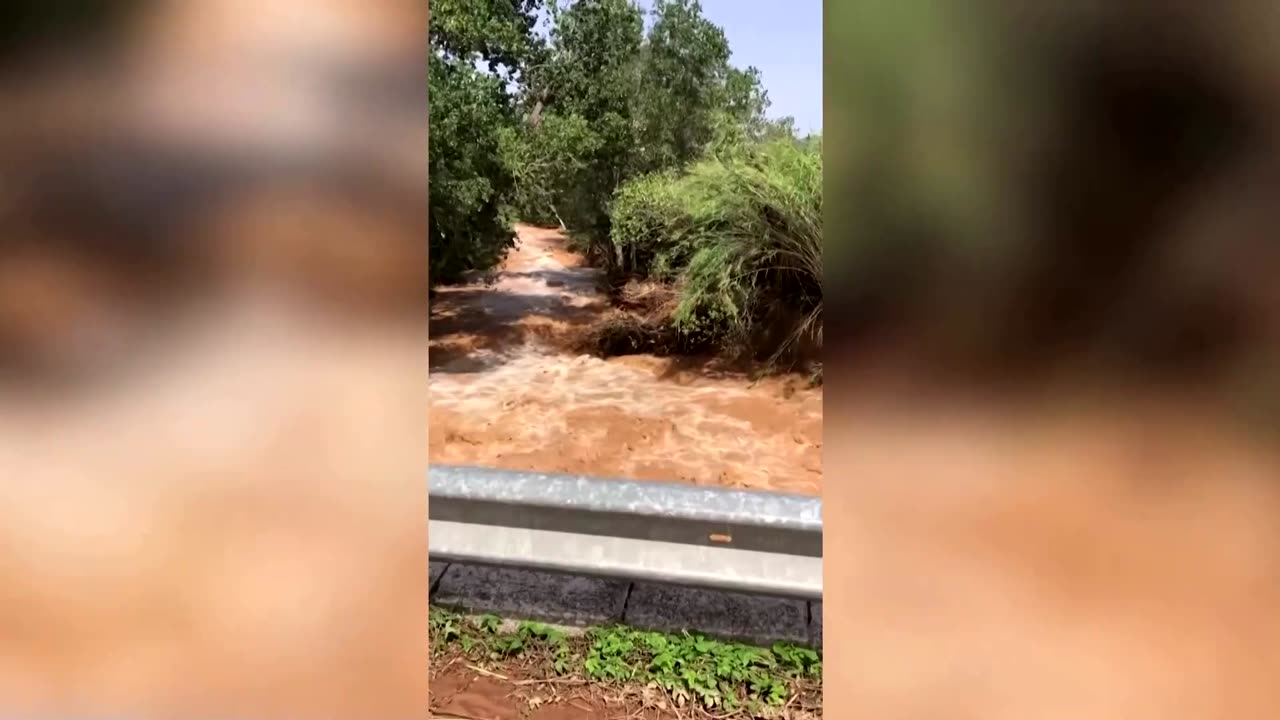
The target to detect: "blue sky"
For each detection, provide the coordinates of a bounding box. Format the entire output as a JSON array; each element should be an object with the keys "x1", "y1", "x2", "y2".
[{"x1": 638, "y1": 0, "x2": 823, "y2": 133}]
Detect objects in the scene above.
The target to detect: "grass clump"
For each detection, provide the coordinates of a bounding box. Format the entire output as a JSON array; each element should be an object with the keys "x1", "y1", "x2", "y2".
[
  {"x1": 606, "y1": 137, "x2": 823, "y2": 368},
  {"x1": 429, "y1": 607, "x2": 822, "y2": 717}
]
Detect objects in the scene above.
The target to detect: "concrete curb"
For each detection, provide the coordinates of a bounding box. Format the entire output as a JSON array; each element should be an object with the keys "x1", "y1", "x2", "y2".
[{"x1": 429, "y1": 561, "x2": 822, "y2": 648}]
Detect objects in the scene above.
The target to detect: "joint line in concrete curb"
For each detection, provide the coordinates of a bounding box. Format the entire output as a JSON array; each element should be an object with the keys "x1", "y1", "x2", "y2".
[
  {"x1": 620, "y1": 581, "x2": 636, "y2": 619},
  {"x1": 429, "y1": 562, "x2": 450, "y2": 597}
]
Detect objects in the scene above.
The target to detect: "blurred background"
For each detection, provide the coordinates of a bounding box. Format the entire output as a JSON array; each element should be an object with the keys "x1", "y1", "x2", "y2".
[
  {"x1": 6, "y1": 0, "x2": 1280, "y2": 716},
  {"x1": 0, "y1": 0, "x2": 427, "y2": 717},
  {"x1": 826, "y1": 0, "x2": 1279, "y2": 400},
  {"x1": 824, "y1": 2, "x2": 1280, "y2": 718}
]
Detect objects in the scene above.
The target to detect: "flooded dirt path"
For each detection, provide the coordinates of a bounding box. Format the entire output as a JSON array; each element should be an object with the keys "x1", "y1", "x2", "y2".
[{"x1": 429, "y1": 224, "x2": 822, "y2": 495}]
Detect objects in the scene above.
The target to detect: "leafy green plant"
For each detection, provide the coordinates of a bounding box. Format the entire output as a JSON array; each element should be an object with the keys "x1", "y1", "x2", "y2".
[{"x1": 429, "y1": 606, "x2": 822, "y2": 715}]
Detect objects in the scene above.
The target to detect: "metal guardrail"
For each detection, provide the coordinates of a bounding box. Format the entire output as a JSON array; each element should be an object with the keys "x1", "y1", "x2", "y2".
[{"x1": 428, "y1": 465, "x2": 823, "y2": 599}]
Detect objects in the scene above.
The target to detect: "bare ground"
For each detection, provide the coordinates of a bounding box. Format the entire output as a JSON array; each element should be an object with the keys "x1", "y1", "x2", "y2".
[{"x1": 430, "y1": 656, "x2": 687, "y2": 720}]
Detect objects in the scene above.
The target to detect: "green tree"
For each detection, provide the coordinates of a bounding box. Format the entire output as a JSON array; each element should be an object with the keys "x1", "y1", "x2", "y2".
[
  {"x1": 431, "y1": 0, "x2": 783, "y2": 282},
  {"x1": 723, "y1": 66, "x2": 771, "y2": 132},
  {"x1": 529, "y1": 0, "x2": 645, "y2": 245},
  {"x1": 506, "y1": 0, "x2": 769, "y2": 258},
  {"x1": 431, "y1": 0, "x2": 545, "y2": 72},
  {"x1": 429, "y1": 0, "x2": 545, "y2": 283},
  {"x1": 429, "y1": 57, "x2": 520, "y2": 282},
  {"x1": 634, "y1": 0, "x2": 769, "y2": 170},
  {"x1": 499, "y1": 113, "x2": 603, "y2": 228}
]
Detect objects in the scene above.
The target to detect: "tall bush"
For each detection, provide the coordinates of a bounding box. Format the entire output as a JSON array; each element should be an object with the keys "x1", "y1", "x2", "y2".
[
  {"x1": 608, "y1": 137, "x2": 823, "y2": 363},
  {"x1": 607, "y1": 170, "x2": 689, "y2": 280}
]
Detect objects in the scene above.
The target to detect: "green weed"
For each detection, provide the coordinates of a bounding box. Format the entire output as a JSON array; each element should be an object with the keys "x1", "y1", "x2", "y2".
[{"x1": 429, "y1": 606, "x2": 822, "y2": 715}]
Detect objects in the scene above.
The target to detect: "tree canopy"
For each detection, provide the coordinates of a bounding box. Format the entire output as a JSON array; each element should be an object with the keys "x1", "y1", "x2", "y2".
[{"x1": 429, "y1": 0, "x2": 784, "y2": 282}]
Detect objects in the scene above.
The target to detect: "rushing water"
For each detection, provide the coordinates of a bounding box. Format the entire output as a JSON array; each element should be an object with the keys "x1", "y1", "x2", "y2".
[{"x1": 429, "y1": 224, "x2": 823, "y2": 495}]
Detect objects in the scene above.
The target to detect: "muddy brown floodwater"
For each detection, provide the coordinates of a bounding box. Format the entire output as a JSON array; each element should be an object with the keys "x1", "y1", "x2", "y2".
[{"x1": 429, "y1": 224, "x2": 822, "y2": 495}]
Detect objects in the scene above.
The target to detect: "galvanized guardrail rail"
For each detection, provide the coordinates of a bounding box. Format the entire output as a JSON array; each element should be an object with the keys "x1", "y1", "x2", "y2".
[{"x1": 428, "y1": 465, "x2": 823, "y2": 599}]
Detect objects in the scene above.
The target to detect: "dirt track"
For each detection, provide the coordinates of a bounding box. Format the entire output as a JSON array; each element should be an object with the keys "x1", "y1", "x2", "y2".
[{"x1": 428, "y1": 224, "x2": 823, "y2": 494}]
